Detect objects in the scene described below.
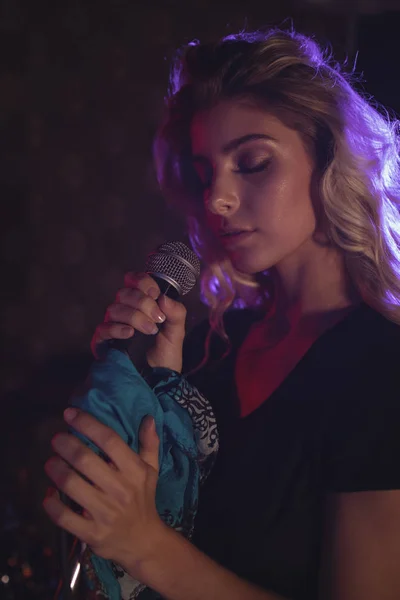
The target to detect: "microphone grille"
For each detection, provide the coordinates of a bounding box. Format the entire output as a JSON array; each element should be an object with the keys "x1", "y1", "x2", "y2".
[{"x1": 145, "y1": 241, "x2": 201, "y2": 296}]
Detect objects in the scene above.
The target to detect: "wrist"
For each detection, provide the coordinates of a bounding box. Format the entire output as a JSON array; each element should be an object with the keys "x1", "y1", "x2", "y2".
[
  {"x1": 122, "y1": 521, "x2": 175, "y2": 584},
  {"x1": 146, "y1": 355, "x2": 182, "y2": 374}
]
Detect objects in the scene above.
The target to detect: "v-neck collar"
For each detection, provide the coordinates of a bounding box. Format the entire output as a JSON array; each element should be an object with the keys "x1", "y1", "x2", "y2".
[{"x1": 231, "y1": 302, "x2": 371, "y2": 420}]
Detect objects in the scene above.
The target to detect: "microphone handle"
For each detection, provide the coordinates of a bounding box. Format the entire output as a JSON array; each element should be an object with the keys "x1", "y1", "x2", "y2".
[
  {"x1": 108, "y1": 276, "x2": 181, "y2": 375},
  {"x1": 54, "y1": 492, "x2": 75, "y2": 600}
]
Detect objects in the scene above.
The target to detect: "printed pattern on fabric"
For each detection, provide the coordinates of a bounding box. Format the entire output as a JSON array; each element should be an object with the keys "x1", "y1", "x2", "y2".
[
  {"x1": 112, "y1": 369, "x2": 220, "y2": 599},
  {"x1": 81, "y1": 545, "x2": 110, "y2": 599},
  {"x1": 76, "y1": 359, "x2": 219, "y2": 600},
  {"x1": 150, "y1": 370, "x2": 219, "y2": 484}
]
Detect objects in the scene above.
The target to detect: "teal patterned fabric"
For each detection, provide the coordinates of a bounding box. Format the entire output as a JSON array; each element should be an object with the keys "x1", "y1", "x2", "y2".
[{"x1": 70, "y1": 347, "x2": 217, "y2": 599}]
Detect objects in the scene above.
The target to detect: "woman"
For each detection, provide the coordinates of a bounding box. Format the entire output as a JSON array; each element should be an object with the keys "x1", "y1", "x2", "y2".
[{"x1": 43, "y1": 29, "x2": 400, "y2": 599}]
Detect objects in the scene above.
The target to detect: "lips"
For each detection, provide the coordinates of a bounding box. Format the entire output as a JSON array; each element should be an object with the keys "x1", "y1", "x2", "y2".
[
  {"x1": 219, "y1": 228, "x2": 254, "y2": 237},
  {"x1": 219, "y1": 229, "x2": 256, "y2": 247},
  {"x1": 221, "y1": 231, "x2": 246, "y2": 237}
]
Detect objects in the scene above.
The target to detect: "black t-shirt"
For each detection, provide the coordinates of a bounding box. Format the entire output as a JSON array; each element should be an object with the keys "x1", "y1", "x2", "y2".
[{"x1": 181, "y1": 303, "x2": 400, "y2": 600}]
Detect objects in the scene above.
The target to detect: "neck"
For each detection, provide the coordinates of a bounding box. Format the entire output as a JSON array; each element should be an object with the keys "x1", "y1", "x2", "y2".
[{"x1": 269, "y1": 241, "x2": 360, "y2": 333}]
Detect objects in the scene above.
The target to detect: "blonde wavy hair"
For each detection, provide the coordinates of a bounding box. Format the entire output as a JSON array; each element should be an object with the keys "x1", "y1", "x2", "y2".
[{"x1": 154, "y1": 28, "x2": 400, "y2": 368}]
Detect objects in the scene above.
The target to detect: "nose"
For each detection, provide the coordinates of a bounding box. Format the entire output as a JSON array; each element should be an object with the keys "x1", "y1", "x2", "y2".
[{"x1": 205, "y1": 176, "x2": 240, "y2": 216}]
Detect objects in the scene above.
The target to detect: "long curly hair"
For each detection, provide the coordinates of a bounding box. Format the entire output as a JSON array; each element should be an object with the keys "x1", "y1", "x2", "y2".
[{"x1": 154, "y1": 28, "x2": 400, "y2": 369}]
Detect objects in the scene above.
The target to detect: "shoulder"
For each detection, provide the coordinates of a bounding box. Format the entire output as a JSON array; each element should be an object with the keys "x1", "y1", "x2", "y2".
[
  {"x1": 328, "y1": 303, "x2": 400, "y2": 380},
  {"x1": 354, "y1": 304, "x2": 400, "y2": 377},
  {"x1": 327, "y1": 303, "x2": 400, "y2": 411},
  {"x1": 323, "y1": 304, "x2": 400, "y2": 493},
  {"x1": 360, "y1": 302, "x2": 400, "y2": 343}
]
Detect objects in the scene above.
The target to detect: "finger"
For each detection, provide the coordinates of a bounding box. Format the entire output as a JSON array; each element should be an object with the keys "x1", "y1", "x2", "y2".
[
  {"x1": 45, "y1": 456, "x2": 111, "y2": 521},
  {"x1": 157, "y1": 295, "x2": 187, "y2": 329},
  {"x1": 92, "y1": 322, "x2": 133, "y2": 344},
  {"x1": 64, "y1": 409, "x2": 143, "y2": 474},
  {"x1": 51, "y1": 432, "x2": 130, "y2": 503},
  {"x1": 116, "y1": 289, "x2": 167, "y2": 326},
  {"x1": 105, "y1": 302, "x2": 160, "y2": 335},
  {"x1": 139, "y1": 416, "x2": 160, "y2": 474},
  {"x1": 152, "y1": 296, "x2": 187, "y2": 348},
  {"x1": 124, "y1": 272, "x2": 161, "y2": 299},
  {"x1": 43, "y1": 490, "x2": 96, "y2": 545},
  {"x1": 91, "y1": 323, "x2": 134, "y2": 358}
]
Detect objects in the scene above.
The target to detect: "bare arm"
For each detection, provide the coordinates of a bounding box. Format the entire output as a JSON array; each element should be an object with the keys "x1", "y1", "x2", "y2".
[
  {"x1": 132, "y1": 524, "x2": 286, "y2": 600},
  {"x1": 319, "y1": 490, "x2": 400, "y2": 600},
  {"x1": 134, "y1": 490, "x2": 400, "y2": 600}
]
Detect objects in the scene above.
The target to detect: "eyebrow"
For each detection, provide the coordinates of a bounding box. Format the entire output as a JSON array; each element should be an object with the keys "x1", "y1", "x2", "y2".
[{"x1": 192, "y1": 133, "x2": 276, "y2": 163}]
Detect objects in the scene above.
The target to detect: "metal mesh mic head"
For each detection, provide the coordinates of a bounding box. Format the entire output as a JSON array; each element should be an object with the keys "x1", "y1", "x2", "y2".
[{"x1": 145, "y1": 241, "x2": 201, "y2": 296}]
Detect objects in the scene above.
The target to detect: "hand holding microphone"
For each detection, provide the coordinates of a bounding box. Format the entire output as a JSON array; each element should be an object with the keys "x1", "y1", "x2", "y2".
[
  {"x1": 91, "y1": 241, "x2": 201, "y2": 374},
  {"x1": 91, "y1": 272, "x2": 187, "y2": 373}
]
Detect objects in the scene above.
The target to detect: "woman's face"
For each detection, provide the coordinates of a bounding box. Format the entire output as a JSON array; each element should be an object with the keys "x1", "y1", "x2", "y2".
[{"x1": 190, "y1": 100, "x2": 318, "y2": 275}]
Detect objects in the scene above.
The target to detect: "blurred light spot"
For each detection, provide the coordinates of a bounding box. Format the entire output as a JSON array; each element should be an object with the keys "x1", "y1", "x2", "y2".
[
  {"x1": 22, "y1": 562, "x2": 33, "y2": 578},
  {"x1": 70, "y1": 562, "x2": 80, "y2": 589}
]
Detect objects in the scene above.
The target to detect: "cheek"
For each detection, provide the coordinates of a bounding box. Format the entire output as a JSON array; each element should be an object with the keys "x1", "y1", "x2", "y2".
[{"x1": 260, "y1": 170, "x2": 316, "y2": 236}]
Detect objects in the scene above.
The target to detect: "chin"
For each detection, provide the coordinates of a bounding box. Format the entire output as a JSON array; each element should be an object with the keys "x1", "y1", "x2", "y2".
[{"x1": 230, "y1": 252, "x2": 276, "y2": 275}]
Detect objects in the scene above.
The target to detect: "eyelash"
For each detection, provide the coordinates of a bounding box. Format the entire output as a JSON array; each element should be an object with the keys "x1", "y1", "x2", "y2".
[
  {"x1": 196, "y1": 159, "x2": 271, "y2": 190},
  {"x1": 234, "y1": 158, "x2": 271, "y2": 174}
]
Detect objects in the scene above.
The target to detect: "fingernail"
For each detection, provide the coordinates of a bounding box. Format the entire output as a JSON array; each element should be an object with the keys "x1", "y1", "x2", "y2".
[
  {"x1": 148, "y1": 287, "x2": 159, "y2": 300},
  {"x1": 144, "y1": 321, "x2": 159, "y2": 335},
  {"x1": 122, "y1": 326, "x2": 133, "y2": 337},
  {"x1": 64, "y1": 408, "x2": 78, "y2": 422},
  {"x1": 151, "y1": 308, "x2": 166, "y2": 323},
  {"x1": 145, "y1": 415, "x2": 156, "y2": 431}
]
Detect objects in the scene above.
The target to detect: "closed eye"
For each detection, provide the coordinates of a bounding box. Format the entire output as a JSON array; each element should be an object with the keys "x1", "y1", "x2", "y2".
[
  {"x1": 192, "y1": 157, "x2": 272, "y2": 192},
  {"x1": 235, "y1": 158, "x2": 271, "y2": 175}
]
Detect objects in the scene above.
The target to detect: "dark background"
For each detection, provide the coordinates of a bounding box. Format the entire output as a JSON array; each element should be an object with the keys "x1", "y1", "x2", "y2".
[{"x1": 1, "y1": 0, "x2": 400, "y2": 597}]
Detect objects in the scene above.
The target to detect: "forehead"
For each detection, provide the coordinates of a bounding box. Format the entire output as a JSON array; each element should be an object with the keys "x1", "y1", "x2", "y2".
[{"x1": 190, "y1": 100, "x2": 293, "y2": 155}]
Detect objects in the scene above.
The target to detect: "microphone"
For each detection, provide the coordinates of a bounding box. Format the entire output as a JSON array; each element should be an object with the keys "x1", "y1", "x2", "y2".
[{"x1": 109, "y1": 240, "x2": 201, "y2": 373}]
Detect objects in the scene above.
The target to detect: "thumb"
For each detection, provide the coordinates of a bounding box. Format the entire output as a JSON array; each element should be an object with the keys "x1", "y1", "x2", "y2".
[
  {"x1": 139, "y1": 416, "x2": 160, "y2": 474},
  {"x1": 146, "y1": 294, "x2": 187, "y2": 371},
  {"x1": 157, "y1": 294, "x2": 187, "y2": 340}
]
